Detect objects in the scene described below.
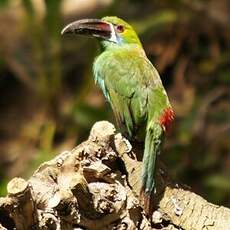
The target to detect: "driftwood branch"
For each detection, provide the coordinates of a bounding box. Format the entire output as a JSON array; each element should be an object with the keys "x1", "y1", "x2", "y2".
[{"x1": 0, "y1": 121, "x2": 229, "y2": 229}]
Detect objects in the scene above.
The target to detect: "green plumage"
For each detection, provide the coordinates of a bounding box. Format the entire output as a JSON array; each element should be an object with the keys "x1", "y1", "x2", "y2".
[
  {"x1": 94, "y1": 45, "x2": 169, "y2": 137},
  {"x1": 93, "y1": 18, "x2": 173, "y2": 214},
  {"x1": 92, "y1": 17, "x2": 173, "y2": 214},
  {"x1": 62, "y1": 16, "x2": 173, "y2": 215}
]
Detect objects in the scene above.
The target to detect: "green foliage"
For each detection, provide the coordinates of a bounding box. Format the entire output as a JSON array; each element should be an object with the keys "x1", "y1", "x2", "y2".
[
  {"x1": 0, "y1": 179, "x2": 7, "y2": 196},
  {"x1": 21, "y1": 0, "x2": 34, "y2": 15},
  {"x1": 0, "y1": 0, "x2": 8, "y2": 8},
  {"x1": 204, "y1": 175, "x2": 230, "y2": 204},
  {"x1": 133, "y1": 10, "x2": 178, "y2": 35},
  {"x1": 205, "y1": 175, "x2": 230, "y2": 191}
]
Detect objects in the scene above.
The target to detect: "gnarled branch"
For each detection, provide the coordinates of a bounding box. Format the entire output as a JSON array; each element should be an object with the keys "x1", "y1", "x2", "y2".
[{"x1": 0, "y1": 121, "x2": 229, "y2": 229}]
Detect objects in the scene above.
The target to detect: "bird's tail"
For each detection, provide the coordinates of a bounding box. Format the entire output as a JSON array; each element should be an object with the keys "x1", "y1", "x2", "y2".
[{"x1": 140, "y1": 122, "x2": 163, "y2": 216}]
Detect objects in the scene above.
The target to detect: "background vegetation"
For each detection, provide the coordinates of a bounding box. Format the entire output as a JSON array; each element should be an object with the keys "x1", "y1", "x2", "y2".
[{"x1": 0, "y1": 0, "x2": 229, "y2": 207}]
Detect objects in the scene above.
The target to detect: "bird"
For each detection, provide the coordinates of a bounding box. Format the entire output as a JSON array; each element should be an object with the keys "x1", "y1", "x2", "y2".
[{"x1": 62, "y1": 16, "x2": 174, "y2": 215}]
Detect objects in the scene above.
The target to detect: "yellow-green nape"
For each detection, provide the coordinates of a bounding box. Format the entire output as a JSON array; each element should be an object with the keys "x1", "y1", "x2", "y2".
[
  {"x1": 101, "y1": 16, "x2": 142, "y2": 46},
  {"x1": 102, "y1": 16, "x2": 132, "y2": 28}
]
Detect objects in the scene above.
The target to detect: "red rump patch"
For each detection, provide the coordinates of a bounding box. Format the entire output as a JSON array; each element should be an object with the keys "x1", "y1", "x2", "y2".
[{"x1": 159, "y1": 107, "x2": 175, "y2": 131}]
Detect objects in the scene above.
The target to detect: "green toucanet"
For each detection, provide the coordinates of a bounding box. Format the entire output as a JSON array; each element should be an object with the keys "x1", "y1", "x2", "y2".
[{"x1": 62, "y1": 16, "x2": 174, "y2": 214}]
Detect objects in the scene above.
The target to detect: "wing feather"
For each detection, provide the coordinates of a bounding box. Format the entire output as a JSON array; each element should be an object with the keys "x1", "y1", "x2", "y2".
[{"x1": 93, "y1": 48, "x2": 168, "y2": 138}]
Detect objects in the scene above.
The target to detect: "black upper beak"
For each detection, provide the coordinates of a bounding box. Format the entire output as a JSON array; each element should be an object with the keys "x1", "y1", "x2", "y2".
[{"x1": 61, "y1": 19, "x2": 113, "y2": 40}]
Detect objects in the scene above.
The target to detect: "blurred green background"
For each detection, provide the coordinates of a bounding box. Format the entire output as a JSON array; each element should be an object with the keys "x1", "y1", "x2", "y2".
[{"x1": 0, "y1": 0, "x2": 229, "y2": 207}]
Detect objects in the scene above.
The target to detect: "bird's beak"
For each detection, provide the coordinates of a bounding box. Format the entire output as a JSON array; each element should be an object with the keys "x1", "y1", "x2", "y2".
[{"x1": 61, "y1": 19, "x2": 117, "y2": 43}]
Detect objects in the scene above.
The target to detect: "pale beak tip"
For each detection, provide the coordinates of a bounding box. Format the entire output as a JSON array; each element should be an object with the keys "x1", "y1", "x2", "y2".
[{"x1": 61, "y1": 24, "x2": 72, "y2": 35}]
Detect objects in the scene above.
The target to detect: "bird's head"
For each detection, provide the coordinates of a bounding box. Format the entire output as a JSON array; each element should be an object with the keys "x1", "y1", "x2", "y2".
[{"x1": 61, "y1": 16, "x2": 142, "y2": 48}]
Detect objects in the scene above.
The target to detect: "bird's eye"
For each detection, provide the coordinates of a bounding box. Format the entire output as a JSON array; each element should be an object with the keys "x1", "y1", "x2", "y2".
[{"x1": 116, "y1": 25, "x2": 124, "y2": 33}]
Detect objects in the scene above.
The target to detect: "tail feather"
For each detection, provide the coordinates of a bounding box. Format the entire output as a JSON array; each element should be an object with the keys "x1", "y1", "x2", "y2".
[{"x1": 141, "y1": 122, "x2": 163, "y2": 215}]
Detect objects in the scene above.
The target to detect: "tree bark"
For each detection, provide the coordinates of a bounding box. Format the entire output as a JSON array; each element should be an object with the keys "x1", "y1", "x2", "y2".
[{"x1": 0, "y1": 121, "x2": 229, "y2": 230}]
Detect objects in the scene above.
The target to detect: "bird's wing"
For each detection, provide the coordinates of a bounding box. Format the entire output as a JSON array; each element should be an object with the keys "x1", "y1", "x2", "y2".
[{"x1": 94, "y1": 49, "x2": 165, "y2": 138}]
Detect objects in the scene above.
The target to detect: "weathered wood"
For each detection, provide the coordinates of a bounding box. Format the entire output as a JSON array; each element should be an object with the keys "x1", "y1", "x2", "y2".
[
  {"x1": 6, "y1": 177, "x2": 38, "y2": 229},
  {"x1": 0, "y1": 121, "x2": 229, "y2": 229}
]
